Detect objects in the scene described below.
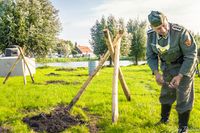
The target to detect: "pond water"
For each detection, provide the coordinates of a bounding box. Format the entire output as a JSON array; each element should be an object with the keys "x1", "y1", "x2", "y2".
[{"x1": 36, "y1": 60, "x2": 146, "y2": 68}]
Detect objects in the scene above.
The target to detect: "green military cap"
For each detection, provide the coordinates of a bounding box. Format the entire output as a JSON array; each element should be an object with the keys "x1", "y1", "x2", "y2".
[{"x1": 148, "y1": 11, "x2": 165, "y2": 27}]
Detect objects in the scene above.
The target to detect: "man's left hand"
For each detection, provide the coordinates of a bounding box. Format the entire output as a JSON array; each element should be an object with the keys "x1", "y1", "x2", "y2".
[{"x1": 169, "y1": 74, "x2": 183, "y2": 89}]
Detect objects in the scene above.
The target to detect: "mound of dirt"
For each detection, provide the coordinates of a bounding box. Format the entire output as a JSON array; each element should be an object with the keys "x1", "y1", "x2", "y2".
[{"x1": 23, "y1": 106, "x2": 85, "y2": 133}]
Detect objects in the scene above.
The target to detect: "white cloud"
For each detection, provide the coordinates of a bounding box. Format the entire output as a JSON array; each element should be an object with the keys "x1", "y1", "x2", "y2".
[
  {"x1": 92, "y1": 0, "x2": 200, "y2": 33},
  {"x1": 55, "y1": 0, "x2": 200, "y2": 44}
]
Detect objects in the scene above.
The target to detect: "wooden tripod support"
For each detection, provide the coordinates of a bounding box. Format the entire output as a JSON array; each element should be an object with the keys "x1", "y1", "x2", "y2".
[
  {"x1": 3, "y1": 47, "x2": 35, "y2": 85},
  {"x1": 66, "y1": 29, "x2": 131, "y2": 123}
]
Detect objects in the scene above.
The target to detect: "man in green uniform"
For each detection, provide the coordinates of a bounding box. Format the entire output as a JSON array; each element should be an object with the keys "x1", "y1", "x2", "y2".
[{"x1": 146, "y1": 11, "x2": 198, "y2": 133}]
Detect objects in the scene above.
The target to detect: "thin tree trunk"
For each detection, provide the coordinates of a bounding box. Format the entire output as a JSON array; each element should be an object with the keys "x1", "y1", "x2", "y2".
[
  {"x1": 135, "y1": 55, "x2": 138, "y2": 65},
  {"x1": 109, "y1": 56, "x2": 112, "y2": 66}
]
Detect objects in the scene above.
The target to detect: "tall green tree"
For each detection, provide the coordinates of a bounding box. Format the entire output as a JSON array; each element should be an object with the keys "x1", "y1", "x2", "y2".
[
  {"x1": 90, "y1": 15, "x2": 131, "y2": 58},
  {"x1": 0, "y1": 0, "x2": 61, "y2": 57},
  {"x1": 118, "y1": 18, "x2": 131, "y2": 56},
  {"x1": 127, "y1": 19, "x2": 147, "y2": 65},
  {"x1": 90, "y1": 16, "x2": 107, "y2": 57}
]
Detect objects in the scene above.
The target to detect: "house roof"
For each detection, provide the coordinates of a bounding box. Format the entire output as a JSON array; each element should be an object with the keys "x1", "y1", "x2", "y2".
[{"x1": 77, "y1": 45, "x2": 92, "y2": 53}]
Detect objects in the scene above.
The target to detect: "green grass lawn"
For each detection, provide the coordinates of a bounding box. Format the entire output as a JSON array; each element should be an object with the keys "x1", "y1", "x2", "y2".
[{"x1": 0, "y1": 65, "x2": 200, "y2": 133}]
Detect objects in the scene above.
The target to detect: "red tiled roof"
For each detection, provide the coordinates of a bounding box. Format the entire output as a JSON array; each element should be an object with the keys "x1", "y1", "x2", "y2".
[{"x1": 77, "y1": 45, "x2": 92, "y2": 53}]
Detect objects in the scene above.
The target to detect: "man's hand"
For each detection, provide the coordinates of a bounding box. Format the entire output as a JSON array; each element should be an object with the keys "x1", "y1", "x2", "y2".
[
  {"x1": 169, "y1": 74, "x2": 183, "y2": 89},
  {"x1": 154, "y1": 70, "x2": 164, "y2": 85}
]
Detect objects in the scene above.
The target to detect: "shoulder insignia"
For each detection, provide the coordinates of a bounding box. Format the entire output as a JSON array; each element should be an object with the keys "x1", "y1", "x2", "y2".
[
  {"x1": 147, "y1": 29, "x2": 154, "y2": 34},
  {"x1": 172, "y1": 24, "x2": 182, "y2": 31},
  {"x1": 184, "y1": 31, "x2": 192, "y2": 47}
]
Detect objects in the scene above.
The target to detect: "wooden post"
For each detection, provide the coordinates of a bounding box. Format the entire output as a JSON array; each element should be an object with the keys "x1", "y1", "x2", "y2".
[
  {"x1": 18, "y1": 47, "x2": 34, "y2": 83},
  {"x1": 3, "y1": 55, "x2": 21, "y2": 84},
  {"x1": 112, "y1": 36, "x2": 121, "y2": 123},
  {"x1": 22, "y1": 60, "x2": 27, "y2": 85},
  {"x1": 21, "y1": 47, "x2": 27, "y2": 85},
  {"x1": 66, "y1": 35, "x2": 123, "y2": 111},
  {"x1": 104, "y1": 29, "x2": 131, "y2": 101}
]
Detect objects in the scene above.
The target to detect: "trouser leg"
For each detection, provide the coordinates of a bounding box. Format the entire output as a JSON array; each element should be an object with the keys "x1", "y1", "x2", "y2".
[
  {"x1": 159, "y1": 70, "x2": 176, "y2": 105},
  {"x1": 160, "y1": 104, "x2": 172, "y2": 123},
  {"x1": 176, "y1": 79, "x2": 194, "y2": 113},
  {"x1": 178, "y1": 110, "x2": 190, "y2": 133},
  {"x1": 158, "y1": 86, "x2": 175, "y2": 125},
  {"x1": 176, "y1": 74, "x2": 194, "y2": 133}
]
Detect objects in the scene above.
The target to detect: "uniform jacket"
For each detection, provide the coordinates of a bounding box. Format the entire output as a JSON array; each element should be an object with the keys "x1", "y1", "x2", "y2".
[{"x1": 146, "y1": 23, "x2": 198, "y2": 77}]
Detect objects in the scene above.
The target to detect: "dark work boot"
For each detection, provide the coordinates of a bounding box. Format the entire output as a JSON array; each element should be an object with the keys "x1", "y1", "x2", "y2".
[
  {"x1": 178, "y1": 110, "x2": 190, "y2": 133},
  {"x1": 155, "y1": 104, "x2": 171, "y2": 125},
  {"x1": 178, "y1": 126, "x2": 188, "y2": 133}
]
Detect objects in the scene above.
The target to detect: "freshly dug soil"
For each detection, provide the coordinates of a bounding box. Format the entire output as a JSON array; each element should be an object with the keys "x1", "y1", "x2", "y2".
[{"x1": 23, "y1": 106, "x2": 85, "y2": 133}]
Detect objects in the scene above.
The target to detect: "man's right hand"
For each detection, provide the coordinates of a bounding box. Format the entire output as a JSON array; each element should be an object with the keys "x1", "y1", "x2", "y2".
[{"x1": 154, "y1": 70, "x2": 164, "y2": 85}]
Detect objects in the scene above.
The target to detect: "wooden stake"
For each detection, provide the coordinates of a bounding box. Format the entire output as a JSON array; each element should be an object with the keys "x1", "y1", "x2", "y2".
[
  {"x1": 18, "y1": 47, "x2": 34, "y2": 83},
  {"x1": 22, "y1": 60, "x2": 27, "y2": 85},
  {"x1": 104, "y1": 29, "x2": 131, "y2": 101},
  {"x1": 66, "y1": 35, "x2": 123, "y2": 111},
  {"x1": 3, "y1": 46, "x2": 34, "y2": 85},
  {"x1": 3, "y1": 55, "x2": 21, "y2": 84},
  {"x1": 112, "y1": 35, "x2": 121, "y2": 123},
  {"x1": 66, "y1": 50, "x2": 110, "y2": 110}
]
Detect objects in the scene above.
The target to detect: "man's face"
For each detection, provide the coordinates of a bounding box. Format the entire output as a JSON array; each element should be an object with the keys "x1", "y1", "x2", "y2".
[{"x1": 152, "y1": 18, "x2": 169, "y2": 36}]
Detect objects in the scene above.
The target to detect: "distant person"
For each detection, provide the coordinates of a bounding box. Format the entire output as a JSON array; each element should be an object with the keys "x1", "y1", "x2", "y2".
[{"x1": 146, "y1": 11, "x2": 198, "y2": 133}]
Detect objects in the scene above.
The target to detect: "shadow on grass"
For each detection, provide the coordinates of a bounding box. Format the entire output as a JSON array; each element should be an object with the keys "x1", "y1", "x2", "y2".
[
  {"x1": 82, "y1": 107, "x2": 101, "y2": 133},
  {"x1": 66, "y1": 74, "x2": 88, "y2": 77},
  {"x1": 55, "y1": 68, "x2": 77, "y2": 72},
  {"x1": 45, "y1": 73, "x2": 61, "y2": 76},
  {"x1": 46, "y1": 80, "x2": 81, "y2": 85}
]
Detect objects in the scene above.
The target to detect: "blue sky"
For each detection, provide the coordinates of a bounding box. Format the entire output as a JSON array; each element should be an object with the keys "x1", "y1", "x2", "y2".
[{"x1": 50, "y1": 0, "x2": 200, "y2": 46}]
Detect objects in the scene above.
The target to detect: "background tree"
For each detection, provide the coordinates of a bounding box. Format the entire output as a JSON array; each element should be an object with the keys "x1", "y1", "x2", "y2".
[
  {"x1": 71, "y1": 43, "x2": 80, "y2": 57},
  {"x1": 90, "y1": 15, "x2": 131, "y2": 65},
  {"x1": 71, "y1": 49, "x2": 79, "y2": 57},
  {"x1": 0, "y1": 0, "x2": 61, "y2": 57},
  {"x1": 54, "y1": 39, "x2": 73, "y2": 57},
  {"x1": 118, "y1": 18, "x2": 131, "y2": 56},
  {"x1": 127, "y1": 19, "x2": 147, "y2": 65},
  {"x1": 90, "y1": 16, "x2": 107, "y2": 57}
]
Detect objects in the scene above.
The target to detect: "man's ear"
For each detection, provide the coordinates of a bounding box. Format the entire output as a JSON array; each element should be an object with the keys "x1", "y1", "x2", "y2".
[{"x1": 150, "y1": 24, "x2": 156, "y2": 30}]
